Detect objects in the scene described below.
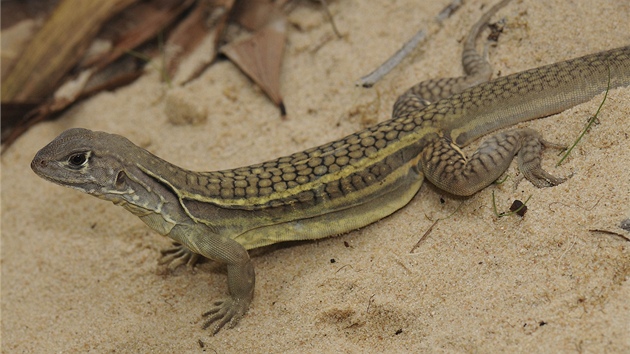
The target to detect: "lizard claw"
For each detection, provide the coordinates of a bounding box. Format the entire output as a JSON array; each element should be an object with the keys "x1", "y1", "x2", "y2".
[
  {"x1": 202, "y1": 297, "x2": 249, "y2": 335},
  {"x1": 159, "y1": 243, "x2": 200, "y2": 272}
]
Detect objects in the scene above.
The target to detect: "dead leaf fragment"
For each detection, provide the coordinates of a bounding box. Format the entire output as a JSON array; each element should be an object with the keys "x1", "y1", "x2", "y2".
[
  {"x1": 1, "y1": 0, "x2": 138, "y2": 102},
  {"x1": 220, "y1": 14, "x2": 287, "y2": 114}
]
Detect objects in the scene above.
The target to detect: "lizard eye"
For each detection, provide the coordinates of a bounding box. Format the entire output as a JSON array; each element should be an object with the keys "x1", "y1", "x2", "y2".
[{"x1": 68, "y1": 152, "x2": 89, "y2": 168}]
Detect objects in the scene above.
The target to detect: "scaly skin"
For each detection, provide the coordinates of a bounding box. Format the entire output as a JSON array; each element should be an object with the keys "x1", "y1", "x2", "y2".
[{"x1": 31, "y1": 2, "x2": 630, "y2": 335}]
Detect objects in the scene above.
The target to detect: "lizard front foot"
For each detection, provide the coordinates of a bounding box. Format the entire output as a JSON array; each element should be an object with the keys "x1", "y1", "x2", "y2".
[
  {"x1": 202, "y1": 297, "x2": 250, "y2": 335},
  {"x1": 159, "y1": 243, "x2": 200, "y2": 272}
]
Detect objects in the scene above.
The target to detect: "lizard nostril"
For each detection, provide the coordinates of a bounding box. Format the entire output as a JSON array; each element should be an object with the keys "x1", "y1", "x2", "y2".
[
  {"x1": 31, "y1": 158, "x2": 43, "y2": 172},
  {"x1": 32, "y1": 159, "x2": 47, "y2": 169}
]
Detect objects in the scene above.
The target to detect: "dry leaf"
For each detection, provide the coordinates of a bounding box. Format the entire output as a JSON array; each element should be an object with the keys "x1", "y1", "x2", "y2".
[
  {"x1": 220, "y1": 11, "x2": 287, "y2": 115},
  {"x1": 165, "y1": 0, "x2": 219, "y2": 81},
  {"x1": 232, "y1": 0, "x2": 278, "y2": 31},
  {"x1": 1, "y1": 19, "x2": 39, "y2": 78},
  {"x1": 82, "y1": 0, "x2": 196, "y2": 71},
  {"x1": 1, "y1": 0, "x2": 138, "y2": 102}
]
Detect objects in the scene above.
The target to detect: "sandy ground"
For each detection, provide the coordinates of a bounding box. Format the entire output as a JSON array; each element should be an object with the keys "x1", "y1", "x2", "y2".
[{"x1": 2, "y1": 0, "x2": 629, "y2": 352}]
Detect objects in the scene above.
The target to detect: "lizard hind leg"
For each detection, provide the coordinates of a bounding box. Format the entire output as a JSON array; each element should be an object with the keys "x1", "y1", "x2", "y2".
[{"x1": 421, "y1": 128, "x2": 566, "y2": 196}]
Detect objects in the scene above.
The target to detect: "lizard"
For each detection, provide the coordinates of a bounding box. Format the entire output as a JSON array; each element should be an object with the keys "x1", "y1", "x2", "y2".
[{"x1": 30, "y1": 0, "x2": 630, "y2": 334}]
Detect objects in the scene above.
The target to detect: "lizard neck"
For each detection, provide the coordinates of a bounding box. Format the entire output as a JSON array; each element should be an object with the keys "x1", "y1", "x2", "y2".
[{"x1": 98, "y1": 145, "x2": 193, "y2": 234}]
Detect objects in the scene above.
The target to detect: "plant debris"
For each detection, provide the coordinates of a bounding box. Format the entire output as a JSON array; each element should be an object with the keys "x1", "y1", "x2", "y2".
[{"x1": 1, "y1": 0, "x2": 330, "y2": 149}]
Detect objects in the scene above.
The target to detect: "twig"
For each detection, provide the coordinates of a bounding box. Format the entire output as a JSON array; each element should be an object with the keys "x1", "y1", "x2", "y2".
[
  {"x1": 589, "y1": 229, "x2": 630, "y2": 242},
  {"x1": 436, "y1": 0, "x2": 463, "y2": 23},
  {"x1": 410, "y1": 201, "x2": 464, "y2": 253},
  {"x1": 409, "y1": 218, "x2": 438, "y2": 253},
  {"x1": 356, "y1": 0, "x2": 495, "y2": 87},
  {"x1": 356, "y1": 29, "x2": 426, "y2": 88}
]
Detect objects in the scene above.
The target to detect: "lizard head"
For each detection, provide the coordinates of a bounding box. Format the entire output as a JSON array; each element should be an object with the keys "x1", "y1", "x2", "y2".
[{"x1": 31, "y1": 128, "x2": 139, "y2": 198}]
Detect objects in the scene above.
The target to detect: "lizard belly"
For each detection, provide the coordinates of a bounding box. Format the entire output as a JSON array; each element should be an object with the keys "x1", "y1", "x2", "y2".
[{"x1": 231, "y1": 158, "x2": 425, "y2": 249}]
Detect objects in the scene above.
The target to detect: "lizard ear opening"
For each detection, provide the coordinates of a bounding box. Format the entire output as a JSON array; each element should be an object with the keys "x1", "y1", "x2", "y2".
[{"x1": 115, "y1": 171, "x2": 127, "y2": 190}]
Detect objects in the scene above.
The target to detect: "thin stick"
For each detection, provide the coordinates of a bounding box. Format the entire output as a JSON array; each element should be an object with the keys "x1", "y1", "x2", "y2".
[
  {"x1": 436, "y1": 0, "x2": 463, "y2": 23},
  {"x1": 356, "y1": 0, "x2": 463, "y2": 87},
  {"x1": 357, "y1": 29, "x2": 426, "y2": 88}
]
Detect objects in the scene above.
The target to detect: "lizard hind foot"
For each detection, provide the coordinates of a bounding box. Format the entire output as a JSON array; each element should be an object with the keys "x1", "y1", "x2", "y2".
[
  {"x1": 517, "y1": 130, "x2": 568, "y2": 188},
  {"x1": 202, "y1": 297, "x2": 249, "y2": 335},
  {"x1": 159, "y1": 243, "x2": 200, "y2": 272}
]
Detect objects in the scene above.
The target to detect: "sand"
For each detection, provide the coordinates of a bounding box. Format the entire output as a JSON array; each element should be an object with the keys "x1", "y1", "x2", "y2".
[{"x1": 2, "y1": 0, "x2": 629, "y2": 352}]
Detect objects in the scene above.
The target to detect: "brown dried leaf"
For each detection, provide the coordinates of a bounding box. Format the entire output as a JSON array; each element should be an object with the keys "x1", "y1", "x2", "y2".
[
  {"x1": 214, "y1": 0, "x2": 236, "y2": 48},
  {"x1": 165, "y1": 1, "x2": 216, "y2": 80},
  {"x1": 0, "y1": 0, "x2": 57, "y2": 30},
  {"x1": 81, "y1": 57, "x2": 144, "y2": 96},
  {"x1": 1, "y1": 0, "x2": 139, "y2": 102},
  {"x1": 2, "y1": 52, "x2": 143, "y2": 148},
  {"x1": 1, "y1": 0, "x2": 197, "y2": 148},
  {"x1": 82, "y1": 0, "x2": 196, "y2": 71},
  {"x1": 1, "y1": 19, "x2": 39, "y2": 78},
  {"x1": 232, "y1": 0, "x2": 278, "y2": 31},
  {"x1": 0, "y1": 103, "x2": 38, "y2": 141},
  {"x1": 220, "y1": 13, "x2": 287, "y2": 114},
  {"x1": 166, "y1": 0, "x2": 237, "y2": 84}
]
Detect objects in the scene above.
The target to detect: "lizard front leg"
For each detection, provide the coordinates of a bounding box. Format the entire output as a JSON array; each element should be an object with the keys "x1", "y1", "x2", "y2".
[
  {"x1": 202, "y1": 259, "x2": 255, "y2": 334},
  {"x1": 169, "y1": 224, "x2": 255, "y2": 334},
  {"x1": 421, "y1": 128, "x2": 565, "y2": 196}
]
